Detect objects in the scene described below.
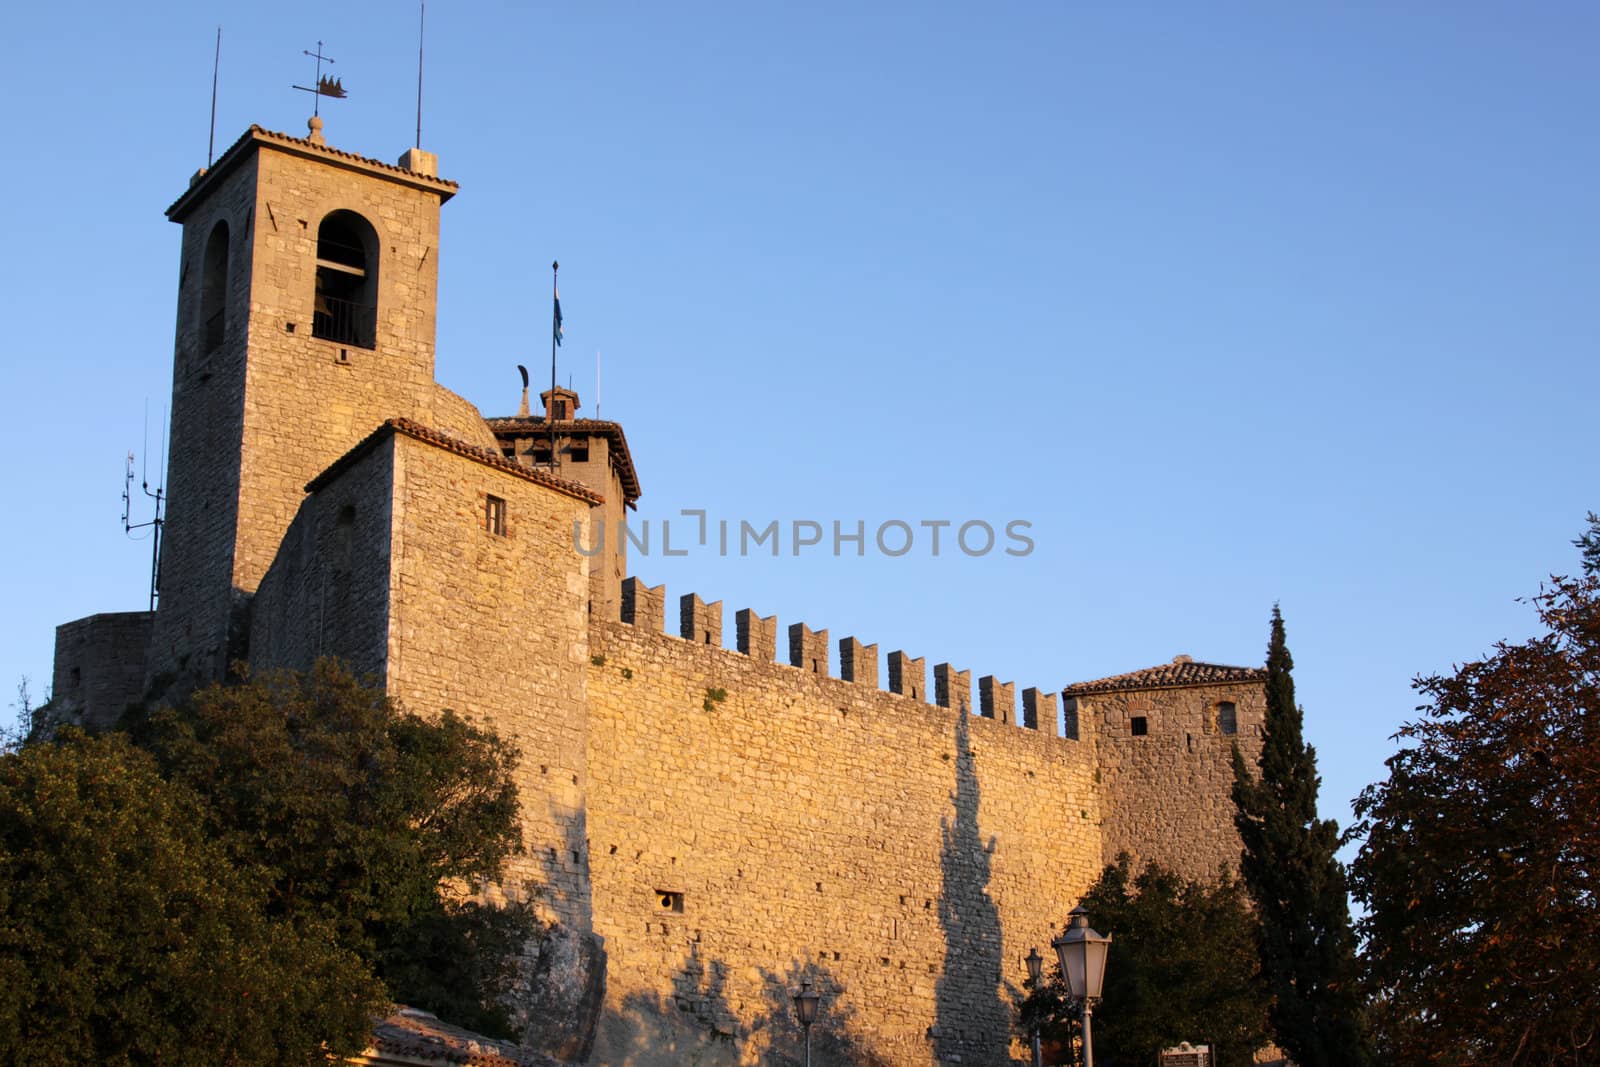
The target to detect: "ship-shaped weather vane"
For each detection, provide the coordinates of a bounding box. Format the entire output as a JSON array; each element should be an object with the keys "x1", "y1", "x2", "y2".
[{"x1": 293, "y1": 40, "x2": 347, "y2": 117}]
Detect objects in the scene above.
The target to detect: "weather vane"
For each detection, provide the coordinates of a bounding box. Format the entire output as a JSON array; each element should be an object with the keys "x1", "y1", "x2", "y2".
[{"x1": 292, "y1": 41, "x2": 347, "y2": 117}]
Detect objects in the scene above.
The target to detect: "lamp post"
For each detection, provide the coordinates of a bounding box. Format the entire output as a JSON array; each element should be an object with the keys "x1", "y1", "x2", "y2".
[
  {"x1": 1025, "y1": 946, "x2": 1045, "y2": 1067},
  {"x1": 1052, "y1": 906, "x2": 1111, "y2": 1067},
  {"x1": 792, "y1": 978, "x2": 821, "y2": 1067}
]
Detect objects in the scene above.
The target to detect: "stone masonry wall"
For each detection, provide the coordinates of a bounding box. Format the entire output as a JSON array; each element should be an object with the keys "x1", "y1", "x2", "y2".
[
  {"x1": 378, "y1": 434, "x2": 601, "y2": 1057},
  {"x1": 383, "y1": 433, "x2": 595, "y2": 918},
  {"x1": 153, "y1": 134, "x2": 492, "y2": 694},
  {"x1": 148, "y1": 154, "x2": 258, "y2": 687},
  {"x1": 584, "y1": 607, "x2": 1103, "y2": 1066},
  {"x1": 248, "y1": 435, "x2": 396, "y2": 679},
  {"x1": 1080, "y1": 681, "x2": 1267, "y2": 881},
  {"x1": 235, "y1": 145, "x2": 461, "y2": 606},
  {"x1": 49, "y1": 612, "x2": 154, "y2": 731}
]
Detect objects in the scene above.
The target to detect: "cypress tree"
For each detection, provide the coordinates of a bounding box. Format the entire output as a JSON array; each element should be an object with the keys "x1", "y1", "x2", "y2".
[{"x1": 1231, "y1": 607, "x2": 1371, "y2": 1067}]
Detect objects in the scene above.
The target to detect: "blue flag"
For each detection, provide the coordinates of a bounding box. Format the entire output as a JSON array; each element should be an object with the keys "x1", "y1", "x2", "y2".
[{"x1": 553, "y1": 286, "x2": 564, "y2": 347}]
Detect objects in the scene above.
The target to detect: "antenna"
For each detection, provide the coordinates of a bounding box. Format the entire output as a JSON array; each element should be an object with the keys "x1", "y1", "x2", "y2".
[
  {"x1": 207, "y1": 27, "x2": 222, "y2": 167},
  {"x1": 123, "y1": 404, "x2": 168, "y2": 613},
  {"x1": 596, "y1": 350, "x2": 601, "y2": 420},
  {"x1": 415, "y1": 0, "x2": 426, "y2": 147}
]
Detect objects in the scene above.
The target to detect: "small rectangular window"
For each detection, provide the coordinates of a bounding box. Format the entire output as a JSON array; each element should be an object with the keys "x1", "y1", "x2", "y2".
[
  {"x1": 1218, "y1": 701, "x2": 1238, "y2": 735},
  {"x1": 1130, "y1": 715, "x2": 1149, "y2": 737},
  {"x1": 656, "y1": 890, "x2": 684, "y2": 913},
  {"x1": 485, "y1": 494, "x2": 508, "y2": 536}
]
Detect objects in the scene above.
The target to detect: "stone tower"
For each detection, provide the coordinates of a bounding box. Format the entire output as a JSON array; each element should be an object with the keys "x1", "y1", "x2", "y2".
[{"x1": 148, "y1": 120, "x2": 489, "y2": 690}]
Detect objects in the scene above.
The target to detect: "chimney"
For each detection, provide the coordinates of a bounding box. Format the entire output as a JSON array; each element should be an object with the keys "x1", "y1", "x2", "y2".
[{"x1": 540, "y1": 386, "x2": 580, "y2": 421}]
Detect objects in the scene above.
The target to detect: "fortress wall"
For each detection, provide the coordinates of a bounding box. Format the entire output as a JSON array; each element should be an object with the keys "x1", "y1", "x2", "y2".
[
  {"x1": 1079, "y1": 681, "x2": 1266, "y2": 880},
  {"x1": 49, "y1": 612, "x2": 153, "y2": 731},
  {"x1": 382, "y1": 435, "x2": 596, "y2": 924},
  {"x1": 248, "y1": 436, "x2": 395, "y2": 679},
  {"x1": 584, "y1": 599, "x2": 1103, "y2": 1066}
]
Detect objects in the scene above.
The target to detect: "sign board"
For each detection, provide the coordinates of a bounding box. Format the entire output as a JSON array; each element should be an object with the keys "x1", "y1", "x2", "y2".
[{"x1": 1159, "y1": 1043, "x2": 1211, "y2": 1067}]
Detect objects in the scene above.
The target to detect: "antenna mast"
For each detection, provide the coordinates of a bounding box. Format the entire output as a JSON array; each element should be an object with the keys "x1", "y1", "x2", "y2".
[
  {"x1": 416, "y1": 0, "x2": 426, "y2": 146},
  {"x1": 122, "y1": 412, "x2": 167, "y2": 613},
  {"x1": 208, "y1": 26, "x2": 222, "y2": 167}
]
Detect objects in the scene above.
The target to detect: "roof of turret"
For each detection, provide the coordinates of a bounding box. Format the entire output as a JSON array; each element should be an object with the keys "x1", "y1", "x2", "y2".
[
  {"x1": 307, "y1": 418, "x2": 603, "y2": 505},
  {"x1": 1063, "y1": 655, "x2": 1265, "y2": 696},
  {"x1": 486, "y1": 416, "x2": 641, "y2": 505}
]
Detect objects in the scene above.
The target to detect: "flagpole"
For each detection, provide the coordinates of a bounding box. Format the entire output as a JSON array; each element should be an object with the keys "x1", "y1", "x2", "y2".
[{"x1": 550, "y1": 260, "x2": 559, "y2": 468}]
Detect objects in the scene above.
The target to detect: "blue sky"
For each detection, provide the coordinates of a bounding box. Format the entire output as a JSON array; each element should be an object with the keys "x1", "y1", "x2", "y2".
[{"x1": 2, "y1": 2, "x2": 1596, "y2": 833}]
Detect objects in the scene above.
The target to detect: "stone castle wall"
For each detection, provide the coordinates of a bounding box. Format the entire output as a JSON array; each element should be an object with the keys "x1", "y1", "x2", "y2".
[
  {"x1": 375, "y1": 432, "x2": 597, "y2": 921},
  {"x1": 379, "y1": 434, "x2": 602, "y2": 1058},
  {"x1": 49, "y1": 612, "x2": 154, "y2": 731},
  {"x1": 148, "y1": 154, "x2": 259, "y2": 686},
  {"x1": 1078, "y1": 681, "x2": 1266, "y2": 879},
  {"x1": 582, "y1": 594, "x2": 1104, "y2": 1066},
  {"x1": 249, "y1": 434, "x2": 396, "y2": 678}
]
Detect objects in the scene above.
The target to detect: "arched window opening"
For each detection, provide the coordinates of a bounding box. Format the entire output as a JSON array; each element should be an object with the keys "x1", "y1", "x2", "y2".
[
  {"x1": 199, "y1": 221, "x2": 230, "y2": 354},
  {"x1": 313, "y1": 210, "x2": 378, "y2": 348}
]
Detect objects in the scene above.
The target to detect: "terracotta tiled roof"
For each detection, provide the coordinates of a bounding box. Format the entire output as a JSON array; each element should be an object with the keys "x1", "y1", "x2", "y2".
[
  {"x1": 306, "y1": 418, "x2": 604, "y2": 505},
  {"x1": 168, "y1": 124, "x2": 457, "y2": 220},
  {"x1": 486, "y1": 416, "x2": 642, "y2": 505},
  {"x1": 367, "y1": 1007, "x2": 559, "y2": 1066},
  {"x1": 1063, "y1": 656, "x2": 1266, "y2": 696}
]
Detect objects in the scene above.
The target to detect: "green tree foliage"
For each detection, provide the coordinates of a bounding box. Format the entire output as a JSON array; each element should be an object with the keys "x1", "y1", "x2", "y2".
[
  {"x1": 127, "y1": 659, "x2": 539, "y2": 1039},
  {"x1": 1350, "y1": 517, "x2": 1600, "y2": 1064},
  {"x1": 1018, "y1": 856, "x2": 1270, "y2": 1067},
  {"x1": 0, "y1": 730, "x2": 381, "y2": 1066},
  {"x1": 1231, "y1": 607, "x2": 1371, "y2": 1067}
]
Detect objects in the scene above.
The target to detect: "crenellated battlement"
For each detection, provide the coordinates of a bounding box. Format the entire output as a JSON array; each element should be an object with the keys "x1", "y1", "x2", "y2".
[
  {"x1": 1022, "y1": 687, "x2": 1058, "y2": 732},
  {"x1": 608, "y1": 577, "x2": 1081, "y2": 742},
  {"x1": 839, "y1": 637, "x2": 877, "y2": 688},
  {"x1": 888, "y1": 651, "x2": 926, "y2": 703},
  {"x1": 979, "y1": 676, "x2": 1015, "y2": 725},
  {"x1": 680, "y1": 593, "x2": 722, "y2": 646}
]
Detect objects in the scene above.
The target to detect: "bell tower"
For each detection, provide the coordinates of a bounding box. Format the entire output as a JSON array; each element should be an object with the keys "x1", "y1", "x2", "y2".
[{"x1": 148, "y1": 121, "x2": 459, "y2": 690}]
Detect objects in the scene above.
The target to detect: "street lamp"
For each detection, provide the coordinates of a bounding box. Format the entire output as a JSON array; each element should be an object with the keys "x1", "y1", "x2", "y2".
[
  {"x1": 1025, "y1": 947, "x2": 1044, "y2": 1067},
  {"x1": 792, "y1": 978, "x2": 821, "y2": 1067},
  {"x1": 1052, "y1": 906, "x2": 1111, "y2": 1067}
]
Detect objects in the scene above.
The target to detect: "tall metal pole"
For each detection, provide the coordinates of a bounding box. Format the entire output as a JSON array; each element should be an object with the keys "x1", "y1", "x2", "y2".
[
  {"x1": 208, "y1": 27, "x2": 222, "y2": 166},
  {"x1": 415, "y1": 0, "x2": 425, "y2": 146},
  {"x1": 549, "y1": 261, "x2": 559, "y2": 466},
  {"x1": 804, "y1": 1021, "x2": 812, "y2": 1067},
  {"x1": 1081, "y1": 1000, "x2": 1095, "y2": 1067}
]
